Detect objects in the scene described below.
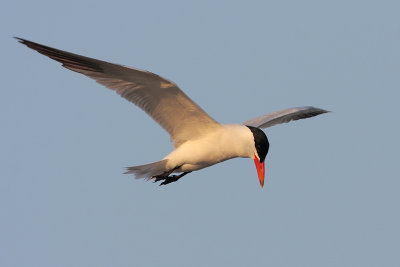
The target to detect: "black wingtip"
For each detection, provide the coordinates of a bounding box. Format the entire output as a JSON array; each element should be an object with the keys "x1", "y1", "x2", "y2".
[
  {"x1": 320, "y1": 108, "x2": 331, "y2": 114},
  {"x1": 14, "y1": 37, "x2": 51, "y2": 51},
  {"x1": 14, "y1": 36, "x2": 25, "y2": 43},
  {"x1": 14, "y1": 37, "x2": 32, "y2": 47},
  {"x1": 311, "y1": 107, "x2": 331, "y2": 115}
]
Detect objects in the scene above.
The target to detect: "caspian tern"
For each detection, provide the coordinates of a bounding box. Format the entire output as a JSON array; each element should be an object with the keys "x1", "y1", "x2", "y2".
[{"x1": 16, "y1": 37, "x2": 328, "y2": 187}]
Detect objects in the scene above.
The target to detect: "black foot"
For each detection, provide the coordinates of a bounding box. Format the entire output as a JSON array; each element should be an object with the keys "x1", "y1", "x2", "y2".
[
  {"x1": 159, "y1": 175, "x2": 181, "y2": 185},
  {"x1": 153, "y1": 171, "x2": 192, "y2": 186}
]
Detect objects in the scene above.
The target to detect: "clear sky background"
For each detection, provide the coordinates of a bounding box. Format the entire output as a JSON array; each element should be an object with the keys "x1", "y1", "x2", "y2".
[{"x1": 2, "y1": 0, "x2": 399, "y2": 266}]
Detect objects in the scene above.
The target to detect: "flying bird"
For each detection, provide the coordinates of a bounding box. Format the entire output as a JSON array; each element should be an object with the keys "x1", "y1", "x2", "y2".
[{"x1": 16, "y1": 37, "x2": 328, "y2": 187}]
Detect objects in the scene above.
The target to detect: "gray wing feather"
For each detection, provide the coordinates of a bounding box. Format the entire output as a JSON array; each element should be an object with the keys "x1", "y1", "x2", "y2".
[
  {"x1": 16, "y1": 38, "x2": 221, "y2": 147},
  {"x1": 243, "y1": 106, "x2": 329, "y2": 128}
]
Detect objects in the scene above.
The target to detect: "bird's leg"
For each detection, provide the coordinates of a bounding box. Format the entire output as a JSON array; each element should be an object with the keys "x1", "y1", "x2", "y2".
[
  {"x1": 159, "y1": 171, "x2": 192, "y2": 186},
  {"x1": 153, "y1": 169, "x2": 174, "y2": 183},
  {"x1": 152, "y1": 165, "x2": 192, "y2": 185},
  {"x1": 154, "y1": 170, "x2": 191, "y2": 185},
  {"x1": 153, "y1": 165, "x2": 181, "y2": 182}
]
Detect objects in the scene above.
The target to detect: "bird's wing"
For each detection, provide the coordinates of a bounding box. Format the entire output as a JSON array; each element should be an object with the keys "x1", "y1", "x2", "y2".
[
  {"x1": 17, "y1": 37, "x2": 221, "y2": 148},
  {"x1": 243, "y1": 106, "x2": 329, "y2": 128}
]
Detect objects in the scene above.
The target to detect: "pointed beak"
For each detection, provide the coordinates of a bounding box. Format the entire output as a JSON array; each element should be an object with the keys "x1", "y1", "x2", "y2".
[{"x1": 253, "y1": 157, "x2": 265, "y2": 188}]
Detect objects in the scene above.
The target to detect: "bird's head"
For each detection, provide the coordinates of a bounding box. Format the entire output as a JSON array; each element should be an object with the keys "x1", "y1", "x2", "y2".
[{"x1": 246, "y1": 126, "x2": 269, "y2": 188}]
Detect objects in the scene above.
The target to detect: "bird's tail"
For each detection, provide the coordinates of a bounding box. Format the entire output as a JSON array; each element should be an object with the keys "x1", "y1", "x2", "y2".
[{"x1": 124, "y1": 159, "x2": 169, "y2": 180}]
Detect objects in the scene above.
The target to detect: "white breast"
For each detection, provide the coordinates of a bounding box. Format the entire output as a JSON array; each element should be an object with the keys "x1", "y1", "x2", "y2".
[{"x1": 163, "y1": 124, "x2": 255, "y2": 172}]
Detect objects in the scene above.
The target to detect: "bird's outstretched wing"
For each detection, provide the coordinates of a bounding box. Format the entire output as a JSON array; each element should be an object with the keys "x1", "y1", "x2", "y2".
[
  {"x1": 16, "y1": 37, "x2": 221, "y2": 148},
  {"x1": 243, "y1": 106, "x2": 329, "y2": 128}
]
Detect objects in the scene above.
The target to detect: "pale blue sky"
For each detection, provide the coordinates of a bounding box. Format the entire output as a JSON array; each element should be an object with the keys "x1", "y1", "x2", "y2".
[{"x1": 2, "y1": 0, "x2": 400, "y2": 266}]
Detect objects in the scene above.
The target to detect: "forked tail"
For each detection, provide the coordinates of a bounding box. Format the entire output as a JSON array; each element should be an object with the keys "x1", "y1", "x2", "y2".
[{"x1": 124, "y1": 160, "x2": 169, "y2": 180}]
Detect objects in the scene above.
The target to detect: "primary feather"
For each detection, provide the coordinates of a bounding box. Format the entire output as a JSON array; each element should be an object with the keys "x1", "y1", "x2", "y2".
[
  {"x1": 15, "y1": 37, "x2": 221, "y2": 148},
  {"x1": 243, "y1": 106, "x2": 329, "y2": 128}
]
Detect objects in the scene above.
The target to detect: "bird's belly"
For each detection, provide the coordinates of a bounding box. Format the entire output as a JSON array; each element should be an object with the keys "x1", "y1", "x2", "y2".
[
  {"x1": 164, "y1": 127, "x2": 253, "y2": 173},
  {"x1": 172, "y1": 157, "x2": 232, "y2": 173},
  {"x1": 168, "y1": 147, "x2": 233, "y2": 173},
  {"x1": 175, "y1": 163, "x2": 212, "y2": 172}
]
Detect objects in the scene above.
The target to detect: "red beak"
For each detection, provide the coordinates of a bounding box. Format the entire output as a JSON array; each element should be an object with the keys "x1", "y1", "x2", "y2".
[{"x1": 254, "y1": 156, "x2": 265, "y2": 188}]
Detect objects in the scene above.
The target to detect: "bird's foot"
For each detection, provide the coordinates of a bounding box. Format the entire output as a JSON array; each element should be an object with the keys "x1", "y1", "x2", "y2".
[
  {"x1": 159, "y1": 175, "x2": 181, "y2": 186},
  {"x1": 153, "y1": 171, "x2": 192, "y2": 186}
]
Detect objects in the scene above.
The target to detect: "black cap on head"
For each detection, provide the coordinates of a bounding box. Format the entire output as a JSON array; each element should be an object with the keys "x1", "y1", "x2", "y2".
[{"x1": 246, "y1": 126, "x2": 269, "y2": 163}]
